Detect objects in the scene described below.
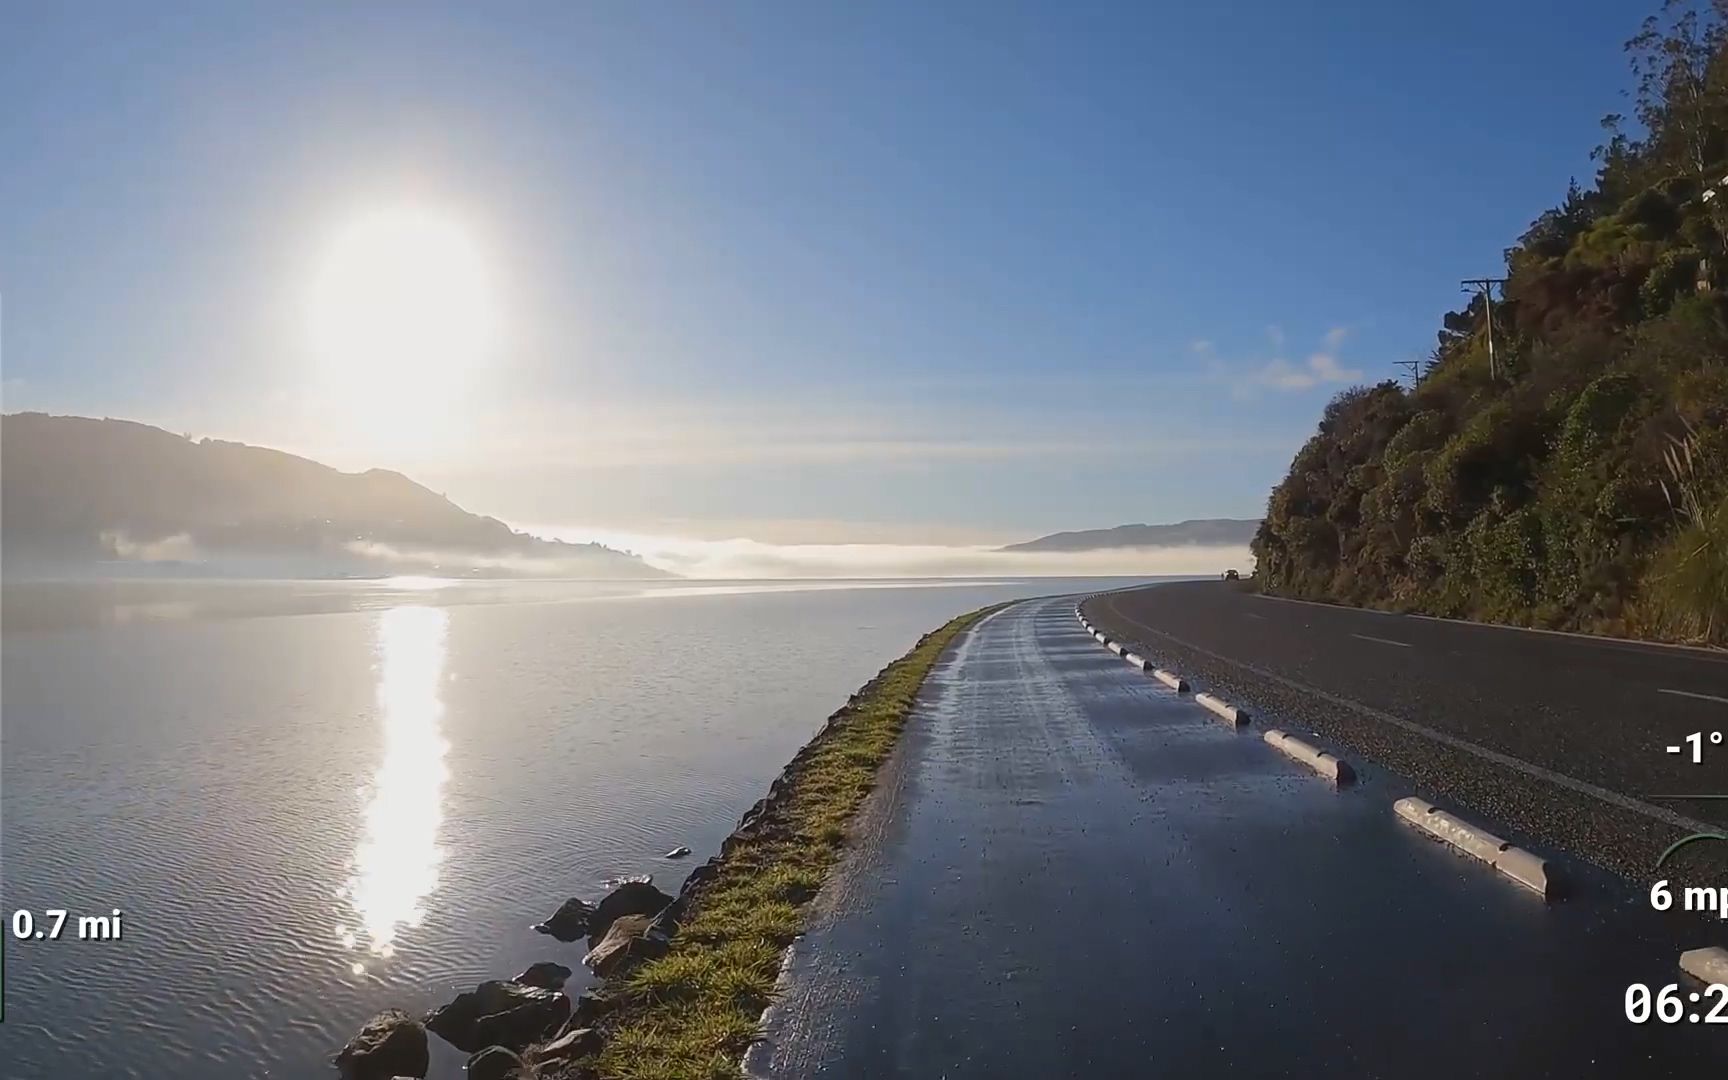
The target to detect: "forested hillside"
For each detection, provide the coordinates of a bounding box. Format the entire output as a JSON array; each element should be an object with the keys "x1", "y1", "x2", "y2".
[{"x1": 1252, "y1": 1, "x2": 1728, "y2": 644}]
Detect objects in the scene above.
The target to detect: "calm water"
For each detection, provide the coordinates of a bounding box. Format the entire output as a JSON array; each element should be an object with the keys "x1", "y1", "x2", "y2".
[{"x1": 0, "y1": 575, "x2": 1160, "y2": 1078}]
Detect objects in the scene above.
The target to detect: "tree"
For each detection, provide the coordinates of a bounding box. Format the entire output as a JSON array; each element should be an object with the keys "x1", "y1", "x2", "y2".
[{"x1": 1625, "y1": 0, "x2": 1728, "y2": 176}]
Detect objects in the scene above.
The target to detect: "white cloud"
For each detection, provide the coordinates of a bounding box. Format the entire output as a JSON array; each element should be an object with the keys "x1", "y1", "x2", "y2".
[{"x1": 1238, "y1": 326, "x2": 1362, "y2": 394}]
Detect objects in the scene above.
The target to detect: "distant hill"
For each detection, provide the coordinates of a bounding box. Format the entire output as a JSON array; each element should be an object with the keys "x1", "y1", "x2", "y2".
[
  {"x1": 1, "y1": 413, "x2": 667, "y2": 579},
  {"x1": 1002, "y1": 518, "x2": 1261, "y2": 553}
]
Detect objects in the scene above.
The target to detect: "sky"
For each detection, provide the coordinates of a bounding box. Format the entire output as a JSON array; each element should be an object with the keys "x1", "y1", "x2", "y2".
[{"x1": 0, "y1": 0, "x2": 1647, "y2": 553}]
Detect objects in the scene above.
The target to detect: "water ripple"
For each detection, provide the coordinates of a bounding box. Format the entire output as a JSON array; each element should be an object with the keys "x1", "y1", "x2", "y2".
[{"x1": 0, "y1": 576, "x2": 1148, "y2": 1077}]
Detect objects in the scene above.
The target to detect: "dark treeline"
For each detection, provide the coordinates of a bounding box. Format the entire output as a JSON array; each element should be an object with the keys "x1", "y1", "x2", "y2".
[{"x1": 1253, "y1": 0, "x2": 1728, "y2": 643}]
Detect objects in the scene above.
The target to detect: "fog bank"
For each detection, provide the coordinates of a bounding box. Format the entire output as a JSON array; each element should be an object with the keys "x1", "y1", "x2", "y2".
[{"x1": 538, "y1": 527, "x2": 1252, "y2": 579}]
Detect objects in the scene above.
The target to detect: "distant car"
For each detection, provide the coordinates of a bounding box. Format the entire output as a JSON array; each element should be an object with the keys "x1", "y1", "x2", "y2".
[{"x1": 1222, "y1": 569, "x2": 1240, "y2": 581}]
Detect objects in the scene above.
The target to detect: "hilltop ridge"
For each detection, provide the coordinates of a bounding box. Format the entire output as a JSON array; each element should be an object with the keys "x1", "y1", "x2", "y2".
[
  {"x1": 1, "y1": 412, "x2": 666, "y2": 579},
  {"x1": 1002, "y1": 518, "x2": 1259, "y2": 552}
]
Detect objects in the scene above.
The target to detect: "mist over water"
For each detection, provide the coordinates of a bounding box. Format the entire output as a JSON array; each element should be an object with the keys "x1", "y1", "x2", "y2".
[
  {"x1": 0, "y1": 574, "x2": 1167, "y2": 1079},
  {"x1": 37, "y1": 527, "x2": 1251, "y2": 584},
  {"x1": 534, "y1": 527, "x2": 1252, "y2": 579}
]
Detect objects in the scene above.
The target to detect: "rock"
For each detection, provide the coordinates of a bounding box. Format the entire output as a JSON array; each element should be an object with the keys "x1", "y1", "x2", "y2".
[
  {"x1": 425, "y1": 980, "x2": 571, "y2": 1053},
  {"x1": 561, "y1": 992, "x2": 611, "y2": 1035},
  {"x1": 663, "y1": 845, "x2": 691, "y2": 859},
  {"x1": 582, "y1": 913, "x2": 670, "y2": 976},
  {"x1": 646, "y1": 896, "x2": 685, "y2": 939},
  {"x1": 588, "y1": 880, "x2": 675, "y2": 946},
  {"x1": 471, "y1": 991, "x2": 571, "y2": 1052},
  {"x1": 466, "y1": 1045, "x2": 521, "y2": 1080},
  {"x1": 333, "y1": 1008, "x2": 429, "y2": 1080},
  {"x1": 512, "y1": 961, "x2": 573, "y2": 990},
  {"x1": 530, "y1": 1026, "x2": 602, "y2": 1069},
  {"x1": 533, "y1": 897, "x2": 596, "y2": 942},
  {"x1": 680, "y1": 855, "x2": 723, "y2": 895}
]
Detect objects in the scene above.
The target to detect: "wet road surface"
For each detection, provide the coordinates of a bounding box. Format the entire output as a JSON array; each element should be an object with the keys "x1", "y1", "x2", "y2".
[{"x1": 751, "y1": 596, "x2": 1728, "y2": 1079}]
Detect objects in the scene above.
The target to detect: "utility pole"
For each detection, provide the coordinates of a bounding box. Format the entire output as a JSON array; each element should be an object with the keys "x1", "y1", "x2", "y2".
[
  {"x1": 1460, "y1": 278, "x2": 1508, "y2": 380},
  {"x1": 1698, "y1": 171, "x2": 1728, "y2": 290},
  {"x1": 1394, "y1": 358, "x2": 1421, "y2": 389}
]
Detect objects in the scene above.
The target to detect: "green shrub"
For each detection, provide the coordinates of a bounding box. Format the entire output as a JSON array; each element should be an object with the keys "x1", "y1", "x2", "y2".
[{"x1": 1646, "y1": 491, "x2": 1728, "y2": 642}]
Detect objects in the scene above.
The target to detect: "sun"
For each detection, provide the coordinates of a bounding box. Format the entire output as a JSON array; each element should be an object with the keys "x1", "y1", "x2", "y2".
[{"x1": 306, "y1": 205, "x2": 501, "y2": 450}]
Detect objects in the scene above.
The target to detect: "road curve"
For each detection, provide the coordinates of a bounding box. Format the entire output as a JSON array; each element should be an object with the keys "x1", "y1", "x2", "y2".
[
  {"x1": 750, "y1": 596, "x2": 1728, "y2": 1078},
  {"x1": 1089, "y1": 581, "x2": 1728, "y2": 881}
]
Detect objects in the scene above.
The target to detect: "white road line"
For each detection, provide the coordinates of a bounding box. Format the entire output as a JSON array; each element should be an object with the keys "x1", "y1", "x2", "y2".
[
  {"x1": 1251, "y1": 589, "x2": 1727, "y2": 661},
  {"x1": 1254, "y1": 593, "x2": 1397, "y2": 617},
  {"x1": 1097, "y1": 597, "x2": 1720, "y2": 836},
  {"x1": 1352, "y1": 633, "x2": 1412, "y2": 649},
  {"x1": 1658, "y1": 688, "x2": 1728, "y2": 705},
  {"x1": 1402, "y1": 612, "x2": 1728, "y2": 660}
]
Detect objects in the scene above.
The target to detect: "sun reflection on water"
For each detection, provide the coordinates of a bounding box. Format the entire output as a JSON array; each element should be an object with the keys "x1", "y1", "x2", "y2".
[{"x1": 339, "y1": 605, "x2": 450, "y2": 971}]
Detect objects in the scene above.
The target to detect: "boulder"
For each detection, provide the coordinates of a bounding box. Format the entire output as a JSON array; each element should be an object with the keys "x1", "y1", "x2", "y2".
[
  {"x1": 582, "y1": 913, "x2": 669, "y2": 976},
  {"x1": 426, "y1": 980, "x2": 571, "y2": 1053},
  {"x1": 680, "y1": 855, "x2": 723, "y2": 895},
  {"x1": 534, "y1": 897, "x2": 596, "y2": 942},
  {"x1": 472, "y1": 990, "x2": 571, "y2": 1052},
  {"x1": 333, "y1": 1008, "x2": 429, "y2": 1080},
  {"x1": 529, "y1": 1026, "x2": 602, "y2": 1069},
  {"x1": 587, "y1": 880, "x2": 674, "y2": 946},
  {"x1": 561, "y1": 992, "x2": 612, "y2": 1035},
  {"x1": 466, "y1": 1045, "x2": 521, "y2": 1080},
  {"x1": 512, "y1": 961, "x2": 573, "y2": 990},
  {"x1": 647, "y1": 896, "x2": 685, "y2": 938}
]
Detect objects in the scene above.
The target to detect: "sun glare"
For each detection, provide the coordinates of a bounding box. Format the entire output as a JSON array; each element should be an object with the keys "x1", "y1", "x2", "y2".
[{"x1": 306, "y1": 205, "x2": 501, "y2": 451}]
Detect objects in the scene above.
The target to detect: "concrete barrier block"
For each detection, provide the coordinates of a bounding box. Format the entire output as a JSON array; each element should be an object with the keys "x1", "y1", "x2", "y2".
[
  {"x1": 1123, "y1": 651, "x2": 1147, "y2": 669},
  {"x1": 1263, "y1": 729, "x2": 1355, "y2": 786},
  {"x1": 1152, "y1": 668, "x2": 1190, "y2": 693},
  {"x1": 1680, "y1": 946, "x2": 1728, "y2": 985},
  {"x1": 1395, "y1": 797, "x2": 1561, "y2": 899},
  {"x1": 1107, "y1": 642, "x2": 1126, "y2": 656},
  {"x1": 1394, "y1": 796, "x2": 1435, "y2": 821},
  {"x1": 1194, "y1": 692, "x2": 1246, "y2": 727},
  {"x1": 1493, "y1": 847, "x2": 1560, "y2": 899},
  {"x1": 1400, "y1": 800, "x2": 1507, "y2": 863},
  {"x1": 1428, "y1": 809, "x2": 1509, "y2": 865}
]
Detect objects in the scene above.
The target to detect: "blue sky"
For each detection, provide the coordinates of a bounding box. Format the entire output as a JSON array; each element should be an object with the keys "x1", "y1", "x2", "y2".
[{"x1": 1, "y1": 0, "x2": 1643, "y2": 546}]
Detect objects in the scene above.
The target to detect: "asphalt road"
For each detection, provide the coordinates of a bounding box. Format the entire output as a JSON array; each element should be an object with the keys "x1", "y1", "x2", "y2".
[
  {"x1": 1088, "y1": 581, "x2": 1728, "y2": 881},
  {"x1": 750, "y1": 597, "x2": 1728, "y2": 1078}
]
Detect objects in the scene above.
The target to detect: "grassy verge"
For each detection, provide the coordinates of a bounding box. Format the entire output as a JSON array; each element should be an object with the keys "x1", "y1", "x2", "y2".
[{"x1": 579, "y1": 604, "x2": 1000, "y2": 1080}]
